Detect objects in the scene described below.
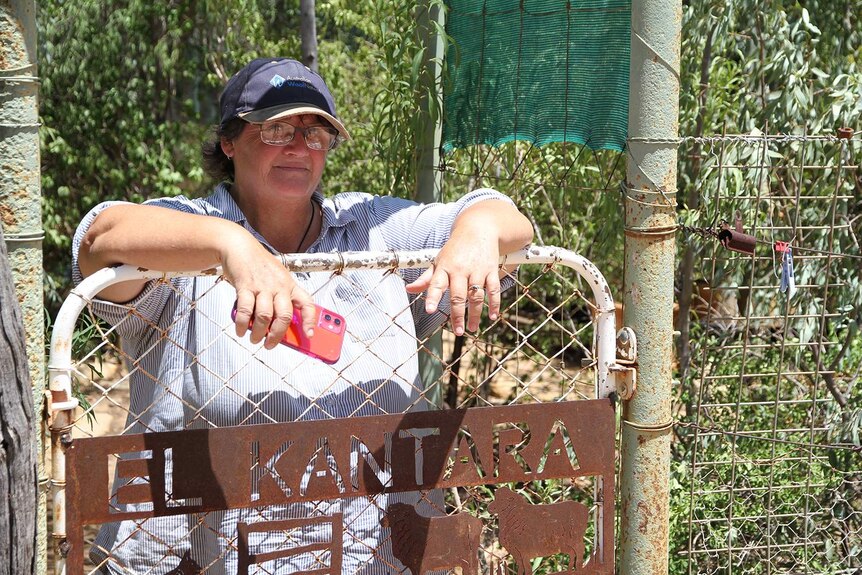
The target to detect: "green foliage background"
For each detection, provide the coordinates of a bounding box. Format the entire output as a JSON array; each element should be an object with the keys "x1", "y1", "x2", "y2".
[
  {"x1": 672, "y1": 1, "x2": 861, "y2": 573},
  {"x1": 38, "y1": 0, "x2": 434, "y2": 314},
  {"x1": 36, "y1": 0, "x2": 860, "y2": 573}
]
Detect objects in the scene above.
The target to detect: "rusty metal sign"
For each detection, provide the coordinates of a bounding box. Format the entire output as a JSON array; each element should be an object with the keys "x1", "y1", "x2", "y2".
[{"x1": 66, "y1": 399, "x2": 615, "y2": 574}]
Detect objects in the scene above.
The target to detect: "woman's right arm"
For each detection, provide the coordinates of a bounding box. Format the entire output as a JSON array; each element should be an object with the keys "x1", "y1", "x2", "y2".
[{"x1": 78, "y1": 204, "x2": 316, "y2": 349}]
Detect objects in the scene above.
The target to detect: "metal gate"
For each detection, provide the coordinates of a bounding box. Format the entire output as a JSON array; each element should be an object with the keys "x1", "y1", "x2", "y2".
[{"x1": 48, "y1": 246, "x2": 633, "y2": 575}]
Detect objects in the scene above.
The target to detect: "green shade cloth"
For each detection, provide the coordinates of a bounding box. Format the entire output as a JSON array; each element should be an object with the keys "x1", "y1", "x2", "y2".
[{"x1": 443, "y1": 0, "x2": 630, "y2": 152}]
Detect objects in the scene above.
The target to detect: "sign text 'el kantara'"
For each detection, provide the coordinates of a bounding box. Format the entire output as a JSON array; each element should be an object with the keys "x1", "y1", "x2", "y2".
[{"x1": 65, "y1": 400, "x2": 616, "y2": 574}]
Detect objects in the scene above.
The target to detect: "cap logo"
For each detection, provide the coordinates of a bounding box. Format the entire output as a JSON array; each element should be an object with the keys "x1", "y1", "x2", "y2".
[{"x1": 270, "y1": 74, "x2": 286, "y2": 88}]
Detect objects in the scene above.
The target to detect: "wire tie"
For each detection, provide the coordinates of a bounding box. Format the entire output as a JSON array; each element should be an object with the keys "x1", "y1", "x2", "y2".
[
  {"x1": 3, "y1": 230, "x2": 45, "y2": 242},
  {"x1": 0, "y1": 75, "x2": 40, "y2": 84},
  {"x1": 622, "y1": 418, "x2": 675, "y2": 432},
  {"x1": 625, "y1": 224, "x2": 678, "y2": 237},
  {"x1": 0, "y1": 122, "x2": 41, "y2": 128}
]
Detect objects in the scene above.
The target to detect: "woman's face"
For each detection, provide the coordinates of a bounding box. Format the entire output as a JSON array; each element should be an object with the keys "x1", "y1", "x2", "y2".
[{"x1": 222, "y1": 114, "x2": 329, "y2": 205}]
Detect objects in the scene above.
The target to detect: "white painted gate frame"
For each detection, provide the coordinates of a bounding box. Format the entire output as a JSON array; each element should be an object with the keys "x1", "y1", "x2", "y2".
[{"x1": 47, "y1": 245, "x2": 633, "y2": 575}]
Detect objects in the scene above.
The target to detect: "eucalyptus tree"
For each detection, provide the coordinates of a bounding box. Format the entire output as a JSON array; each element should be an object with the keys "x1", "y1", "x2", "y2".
[
  {"x1": 38, "y1": 0, "x2": 430, "y2": 313},
  {"x1": 671, "y1": 2, "x2": 861, "y2": 572}
]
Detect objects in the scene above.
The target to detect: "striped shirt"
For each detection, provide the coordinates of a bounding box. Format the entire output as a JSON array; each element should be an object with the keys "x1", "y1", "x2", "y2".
[{"x1": 71, "y1": 183, "x2": 514, "y2": 574}]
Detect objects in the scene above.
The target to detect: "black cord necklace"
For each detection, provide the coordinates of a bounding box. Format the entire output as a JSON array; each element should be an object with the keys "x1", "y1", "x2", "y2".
[{"x1": 294, "y1": 202, "x2": 317, "y2": 253}]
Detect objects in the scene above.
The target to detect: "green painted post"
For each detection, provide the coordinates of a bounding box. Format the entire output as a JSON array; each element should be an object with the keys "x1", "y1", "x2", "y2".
[
  {"x1": 619, "y1": 0, "x2": 681, "y2": 573},
  {"x1": 415, "y1": 0, "x2": 445, "y2": 406},
  {"x1": 0, "y1": 1, "x2": 47, "y2": 573}
]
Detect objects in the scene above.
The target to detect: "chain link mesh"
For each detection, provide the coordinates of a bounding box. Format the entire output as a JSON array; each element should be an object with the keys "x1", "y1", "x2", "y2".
[{"x1": 56, "y1": 255, "x2": 609, "y2": 575}]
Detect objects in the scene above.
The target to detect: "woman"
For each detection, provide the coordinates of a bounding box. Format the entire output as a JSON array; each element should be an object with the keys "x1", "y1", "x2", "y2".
[{"x1": 74, "y1": 57, "x2": 533, "y2": 574}]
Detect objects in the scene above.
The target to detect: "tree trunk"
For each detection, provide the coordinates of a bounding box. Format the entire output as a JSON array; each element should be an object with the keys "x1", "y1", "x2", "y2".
[
  {"x1": 0, "y1": 226, "x2": 37, "y2": 575},
  {"x1": 299, "y1": 0, "x2": 318, "y2": 72}
]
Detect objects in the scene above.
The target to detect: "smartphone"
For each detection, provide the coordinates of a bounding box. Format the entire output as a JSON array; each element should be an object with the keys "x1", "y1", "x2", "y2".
[{"x1": 231, "y1": 301, "x2": 346, "y2": 364}]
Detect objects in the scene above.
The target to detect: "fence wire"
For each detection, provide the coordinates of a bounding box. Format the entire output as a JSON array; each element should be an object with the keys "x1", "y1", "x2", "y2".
[
  {"x1": 48, "y1": 123, "x2": 861, "y2": 574},
  {"x1": 674, "y1": 133, "x2": 861, "y2": 574},
  {"x1": 51, "y1": 249, "x2": 617, "y2": 575}
]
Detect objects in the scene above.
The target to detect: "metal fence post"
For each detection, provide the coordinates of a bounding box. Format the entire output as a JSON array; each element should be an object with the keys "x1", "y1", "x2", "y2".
[
  {"x1": 415, "y1": 0, "x2": 446, "y2": 406},
  {"x1": 620, "y1": 0, "x2": 681, "y2": 573},
  {"x1": 0, "y1": 1, "x2": 47, "y2": 573}
]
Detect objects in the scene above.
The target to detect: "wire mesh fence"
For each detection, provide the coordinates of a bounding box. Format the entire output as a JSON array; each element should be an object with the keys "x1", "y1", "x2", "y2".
[
  {"x1": 673, "y1": 132, "x2": 861, "y2": 574},
  {"x1": 49, "y1": 248, "x2": 620, "y2": 575},
  {"x1": 47, "y1": 132, "x2": 861, "y2": 575},
  {"x1": 433, "y1": 127, "x2": 861, "y2": 575}
]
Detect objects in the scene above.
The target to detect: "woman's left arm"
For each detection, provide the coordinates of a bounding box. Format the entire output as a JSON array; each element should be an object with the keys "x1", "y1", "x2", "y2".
[{"x1": 405, "y1": 199, "x2": 533, "y2": 336}]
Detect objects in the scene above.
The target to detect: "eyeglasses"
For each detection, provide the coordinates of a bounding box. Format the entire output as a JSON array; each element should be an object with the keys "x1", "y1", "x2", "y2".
[{"x1": 256, "y1": 121, "x2": 341, "y2": 150}]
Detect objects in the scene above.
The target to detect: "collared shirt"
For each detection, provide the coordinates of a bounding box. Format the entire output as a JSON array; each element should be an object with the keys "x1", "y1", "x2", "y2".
[{"x1": 71, "y1": 183, "x2": 514, "y2": 574}]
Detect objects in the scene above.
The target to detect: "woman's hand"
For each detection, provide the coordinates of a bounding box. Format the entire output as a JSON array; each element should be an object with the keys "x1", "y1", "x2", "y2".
[
  {"x1": 221, "y1": 237, "x2": 317, "y2": 350},
  {"x1": 405, "y1": 199, "x2": 533, "y2": 335},
  {"x1": 406, "y1": 233, "x2": 502, "y2": 336},
  {"x1": 79, "y1": 204, "x2": 318, "y2": 350}
]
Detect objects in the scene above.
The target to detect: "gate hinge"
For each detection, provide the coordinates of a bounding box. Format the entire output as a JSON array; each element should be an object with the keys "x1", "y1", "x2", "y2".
[{"x1": 612, "y1": 327, "x2": 638, "y2": 400}]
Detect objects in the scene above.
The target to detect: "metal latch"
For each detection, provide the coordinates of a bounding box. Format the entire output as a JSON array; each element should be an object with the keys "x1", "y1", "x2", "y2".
[{"x1": 611, "y1": 327, "x2": 637, "y2": 400}]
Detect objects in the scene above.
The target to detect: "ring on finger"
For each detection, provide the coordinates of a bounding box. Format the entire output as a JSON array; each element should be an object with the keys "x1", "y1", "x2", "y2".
[{"x1": 469, "y1": 284, "x2": 483, "y2": 292}]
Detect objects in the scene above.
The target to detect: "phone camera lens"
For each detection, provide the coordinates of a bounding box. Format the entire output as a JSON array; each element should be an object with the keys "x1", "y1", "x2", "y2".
[
  {"x1": 324, "y1": 314, "x2": 332, "y2": 321},
  {"x1": 334, "y1": 318, "x2": 342, "y2": 326}
]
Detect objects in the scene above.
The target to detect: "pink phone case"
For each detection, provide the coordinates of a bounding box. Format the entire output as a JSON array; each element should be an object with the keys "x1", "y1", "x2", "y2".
[{"x1": 231, "y1": 302, "x2": 346, "y2": 364}]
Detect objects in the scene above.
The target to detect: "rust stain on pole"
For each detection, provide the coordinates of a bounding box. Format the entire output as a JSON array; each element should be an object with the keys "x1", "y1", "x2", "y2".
[{"x1": 0, "y1": 202, "x2": 15, "y2": 226}]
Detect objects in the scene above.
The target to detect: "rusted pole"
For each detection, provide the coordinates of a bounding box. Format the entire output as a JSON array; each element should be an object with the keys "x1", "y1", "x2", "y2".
[
  {"x1": 0, "y1": 1, "x2": 46, "y2": 573},
  {"x1": 415, "y1": 0, "x2": 445, "y2": 405},
  {"x1": 619, "y1": 0, "x2": 680, "y2": 573}
]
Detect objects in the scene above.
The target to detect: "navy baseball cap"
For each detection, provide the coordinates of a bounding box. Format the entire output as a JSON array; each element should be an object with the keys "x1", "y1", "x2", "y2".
[{"x1": 219, "y1": 58, "x2": 350, "y2": 142}]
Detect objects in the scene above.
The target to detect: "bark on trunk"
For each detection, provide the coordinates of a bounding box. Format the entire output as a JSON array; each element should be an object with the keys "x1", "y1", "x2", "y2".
[
  {"x1": 300, "y1": 0, "x2": 318, "y2": 72},
  {"x1": 0, "y1": 226, "x2": 37, "y2": 575}
]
